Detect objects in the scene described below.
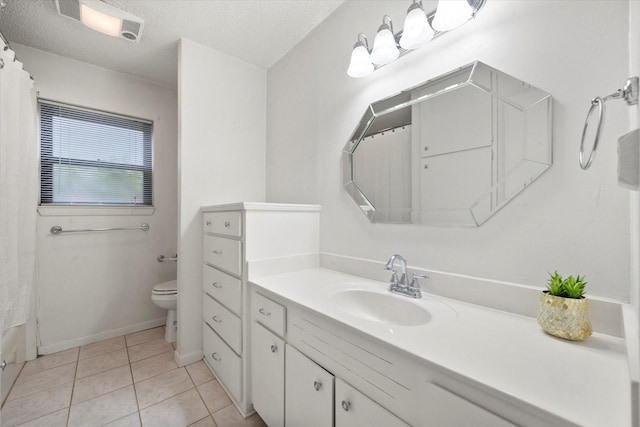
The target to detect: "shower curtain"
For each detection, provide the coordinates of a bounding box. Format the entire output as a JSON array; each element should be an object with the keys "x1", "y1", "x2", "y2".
[{"x1": 0, "y1": 42, "x2": 37, "y2": 331}]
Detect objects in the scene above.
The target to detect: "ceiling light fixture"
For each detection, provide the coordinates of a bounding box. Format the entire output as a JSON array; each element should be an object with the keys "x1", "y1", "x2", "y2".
[
  {"x1": 348, "y1": 0, "x2": 486, "y2": 78},
  {"x1": 55, "y1": 0, "x2": 145, "y2": 42}
]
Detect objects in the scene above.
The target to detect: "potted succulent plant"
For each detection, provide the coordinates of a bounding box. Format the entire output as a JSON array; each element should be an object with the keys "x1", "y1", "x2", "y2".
[{"x1": 537, "y1": 271, "x2": 592, "y2": 341}]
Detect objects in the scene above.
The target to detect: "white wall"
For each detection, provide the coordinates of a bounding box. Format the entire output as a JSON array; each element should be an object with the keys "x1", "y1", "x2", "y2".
[
  {"x1": 177, "y1": 39, "x2": 266, "y2": 364},
  {"x1": 629, "y1": 1, "x2": 640, "y2": 331},
  {"x1": 12, "y1": 44, "x2": 178, "y2": 353},
  {"x1": 267, "y1": 0, "x2": 631, "y2": 301}
]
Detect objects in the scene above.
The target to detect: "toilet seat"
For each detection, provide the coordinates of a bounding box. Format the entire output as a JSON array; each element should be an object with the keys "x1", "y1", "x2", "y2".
[{"x1": 152, "y1": 280, "x2": 177, "y2": 296}]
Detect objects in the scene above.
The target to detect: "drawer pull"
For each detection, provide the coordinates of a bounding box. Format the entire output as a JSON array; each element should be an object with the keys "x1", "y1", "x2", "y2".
[
  {"x1": 341, "y1": 400, "x2": 351, "y2": 412},
  {"x1": 258, "y1": 308, "x2": 271, "y2": 316},
  {"x1": 212, "y1": 282, "x2": 222, "y2": 289},
  {"x1": 313, "y1": 381, "x2": 322, "y2": 391},
  {"x1": 212, "y1": 250, "x2": 223, "y2": 255},
  {"x1": 224, "y1": 221, "x2": 231, "y2": 227},
  {"x1": 206, "y1": 220, "x2": 212, "y2": 225},
  {"x1": 211, "y1": 352, "x2": 222, "y2": 361},
  {"x1": 270, "y1": 344, "x2": 278, "y2": 353},
  {"x1": 212, "y1": 315, "x2": 222, "y2": 323}
]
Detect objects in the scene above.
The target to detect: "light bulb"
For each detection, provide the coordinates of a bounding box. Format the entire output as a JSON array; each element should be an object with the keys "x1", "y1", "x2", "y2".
[
  {"x1": 80, "y1": 3, "x2": 122, "y2": 37},
  {"x1": 370, "y1": 26, "x2": 399, "y2": 66},
  {"x1": 347, "y1": 44, "x2": 374, "y2": 78},
  {"x1": 399, "y1": 2, "x2": 434, "y2": 50},
  {"x1": 432, "y1": 0, "x2": 474, "y2": 32}
]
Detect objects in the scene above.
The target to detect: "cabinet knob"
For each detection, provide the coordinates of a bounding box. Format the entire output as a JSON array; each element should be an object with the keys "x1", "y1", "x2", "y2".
[
  {"x1": 258, "y1": 308, "x2": 271, "y2": 316},
  {"x1": 224, "y1": 221, "x2": 231, "y2": 227},
  {"x1": 212, "y1": 282, "x2": 222, "y2": 289},
  {"x1": 341, "y1": 400, "x2": 351, "y2": 412},
  {"x1": 211, "y1": 352, "x2": 222, "y2": 361},
  {"x1": 424, "y1": 164, "x2": 429, "y2": 169},
  {"x1": 270, "y1": 344, "x2": 278, "y2": 353},
  {"x1": 424, "y1": 146, "x2": 429, "y2": 151},
  {"x1": 206, "y1": 220, "x2": 212, "y2": 225},
  {"x1": 212, "y1": 315, "x2": 222, "y2": 323},
  {"x1": 212, "y1": 250, "x2": 223, "y2": 255},
  {"x1": 313, "y1": 381, "x2": 322, "y2": 391}
]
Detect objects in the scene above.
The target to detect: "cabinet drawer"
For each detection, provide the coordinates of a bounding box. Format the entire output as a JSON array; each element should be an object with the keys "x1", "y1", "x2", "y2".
[
  {"x1": 204, "y1": 235, "x2": 242, "y2": 276},
  {"x1": 203, "y1": 211, "x2": 242, "y2": 237},
  {"x1": 203, "y1": 293, "x2": 242, "y2": 354},
  {"x1": 203, "y1": 264, "x2": 241, "y2": 315},
  {"x1": 252, "y1": 292, "x2": 286, "y2": 337},
  {"x1": 335, "y1": 378, "x2": 409, "y2": 427},
  {"x1": 203, "y1": 323, "x2": 242, "y2": 402}
]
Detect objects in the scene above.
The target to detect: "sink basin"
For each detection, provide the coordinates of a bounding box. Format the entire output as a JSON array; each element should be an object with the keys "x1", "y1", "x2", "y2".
[{"x1": 329, "y1": 289, "x2": 431, "y2": 326}]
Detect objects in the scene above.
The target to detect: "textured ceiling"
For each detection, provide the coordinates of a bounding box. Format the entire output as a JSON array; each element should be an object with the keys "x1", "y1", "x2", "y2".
[{"x1": 0, "y1": 0, "x2": 345, "y2": 88}]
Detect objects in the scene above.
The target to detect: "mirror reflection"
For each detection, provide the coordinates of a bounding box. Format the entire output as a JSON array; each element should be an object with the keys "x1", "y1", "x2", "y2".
[{"x1": 343, "y1": 61, "x2": 553, "y2": 226}]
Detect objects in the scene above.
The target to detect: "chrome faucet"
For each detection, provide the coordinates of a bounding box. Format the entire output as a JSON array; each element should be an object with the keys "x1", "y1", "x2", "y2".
[{"x1": 384, "y1": 254, "x2": 426, "y2": 299}]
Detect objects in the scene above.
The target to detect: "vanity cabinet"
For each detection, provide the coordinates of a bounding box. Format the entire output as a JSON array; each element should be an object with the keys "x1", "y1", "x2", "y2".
[
  {"x1": 249, "y1": 285, "x2": 530, "y2": 427},
  {"x1": 201, "y1": 203, "x2": 320, "y2": 416},
  {"x1": 250, "y1": 287, "x2": 410, "y2": 427}
]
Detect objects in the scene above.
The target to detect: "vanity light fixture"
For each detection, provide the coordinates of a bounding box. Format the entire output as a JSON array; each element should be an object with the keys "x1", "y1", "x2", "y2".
[
  {"x1": 370, "y1": 16, "x2": 400, "y2": 66},
  {"x1": 347, "y1": 34, "x2": 374, "y2": 78},
  {"x1": 55, "y1": 0, "x2": 145, "y2": 42},
  {"x1": 399, "y1": 1, "x2": 434, "y2": 50},
  {"x1": 347, "y1": 0, "x2": 486, "y2": 78},
  {"x1": 432, "y1": 0, "x2": 479, "y2": 32}
]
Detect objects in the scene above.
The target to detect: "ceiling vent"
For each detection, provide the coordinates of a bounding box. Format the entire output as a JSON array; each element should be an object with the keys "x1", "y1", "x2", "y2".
[{"x1": 55, "y1": 0, "x2": 144, "y2": 43}]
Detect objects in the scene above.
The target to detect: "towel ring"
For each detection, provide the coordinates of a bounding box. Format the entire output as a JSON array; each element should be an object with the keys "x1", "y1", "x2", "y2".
[
  {"x1": 579, "y1": 97, "x2": 605, "y2": 170},
  {"x1": 579, "y1": 77, "x2": 639, "y2": 170}
]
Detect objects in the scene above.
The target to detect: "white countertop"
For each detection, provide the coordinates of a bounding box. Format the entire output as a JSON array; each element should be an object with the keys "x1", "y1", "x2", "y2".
[{"x1": 250, "y1": 268, "x2": 630, "y2": 427}]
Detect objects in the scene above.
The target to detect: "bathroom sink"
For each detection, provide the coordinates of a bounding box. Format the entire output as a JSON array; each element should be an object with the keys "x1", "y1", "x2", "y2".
[{"x1": 329, "y1": 289, "x2": 431, "y2": 326}]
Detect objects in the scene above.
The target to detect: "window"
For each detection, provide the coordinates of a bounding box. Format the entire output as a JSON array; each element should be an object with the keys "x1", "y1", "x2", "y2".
[{"x1": 39, "y1": 101, "x2": 153, "y2": 206}]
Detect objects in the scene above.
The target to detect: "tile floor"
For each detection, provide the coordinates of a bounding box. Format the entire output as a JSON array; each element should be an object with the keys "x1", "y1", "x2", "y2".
[{"x1": 1, "y1": 327, "x2": 266, "y2": 427}]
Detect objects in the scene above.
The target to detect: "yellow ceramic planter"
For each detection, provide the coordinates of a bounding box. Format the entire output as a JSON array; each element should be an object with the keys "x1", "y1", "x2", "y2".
[{"x1": 537, "y1": 292, "x2": 592, "y2": 341}]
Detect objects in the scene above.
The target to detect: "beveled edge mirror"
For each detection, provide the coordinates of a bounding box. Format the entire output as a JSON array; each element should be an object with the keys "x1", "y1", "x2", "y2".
[{"x1": 343, "y1": 61, "x2": 553, "y2": 226}]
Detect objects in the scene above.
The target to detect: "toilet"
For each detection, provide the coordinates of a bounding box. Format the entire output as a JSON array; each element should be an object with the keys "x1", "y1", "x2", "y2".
[{"x1": 151, "y1": 279, "x2": 177, "y2": 343}]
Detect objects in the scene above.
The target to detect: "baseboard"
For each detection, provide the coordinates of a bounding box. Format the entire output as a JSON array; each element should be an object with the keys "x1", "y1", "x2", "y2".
[
  {"x1": 174, "y1": 348, "x2": 203, "y2": 367},
  {"x1": 37, "y1": 317, "x2": 167, "y2": 355},
  {"x1": 202, "y1": 357, "x2": 255, "y2": 418}
]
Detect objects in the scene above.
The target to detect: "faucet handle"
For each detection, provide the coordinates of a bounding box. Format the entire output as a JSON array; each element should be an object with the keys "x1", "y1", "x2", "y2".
[
  {"x1": 410, "y1": 273, "x2": 428, "y2": 288},
  {"x1": 389, "y1": 271, "x2": 399, "y2": 285}
]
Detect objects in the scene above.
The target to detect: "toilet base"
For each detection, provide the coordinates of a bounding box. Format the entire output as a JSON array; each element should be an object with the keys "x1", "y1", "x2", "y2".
[{"x1": 165, "y1": 309, "x2": 177, "y2": 343}]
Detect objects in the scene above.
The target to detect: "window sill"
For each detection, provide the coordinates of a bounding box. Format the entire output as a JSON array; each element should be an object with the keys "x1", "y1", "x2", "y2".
[{"x1": 38, "y1": 206, "x2": 155, "y2": 217}]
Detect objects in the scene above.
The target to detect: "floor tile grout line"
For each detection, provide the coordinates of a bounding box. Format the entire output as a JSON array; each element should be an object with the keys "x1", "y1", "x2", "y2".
[
  {"x1": 65, "y1": 347, "x2": 80, "y2": 427},
  {"x1": 127, "y1": 349, "x2": 144, "y2": 427},
  {"x1": 136, "y1": 381, "x2": 198, "y2": 415},
  {"x1": 4, "y1": 364, "x2": 76, "y2": 404}
]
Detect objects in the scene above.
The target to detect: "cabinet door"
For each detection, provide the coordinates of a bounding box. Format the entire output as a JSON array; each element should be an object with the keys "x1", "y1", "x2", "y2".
[
  {"x1": 251, "y1": 323, "x2": 285, "y2": 427},
  {"x1": 335, "y1": 378, "x2": 410, "y2": 427},
  {"x1": 422, "y1": 383, "x2": 517, "y2": 427},
  {"x1": 285, "y1": 345, "x2": 334, "y2": 427}
]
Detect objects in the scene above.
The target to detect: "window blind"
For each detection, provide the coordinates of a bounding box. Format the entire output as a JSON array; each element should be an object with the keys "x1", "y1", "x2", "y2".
[{"x1": 39, "y1": 101, "x2": 153, "y2": 206}]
